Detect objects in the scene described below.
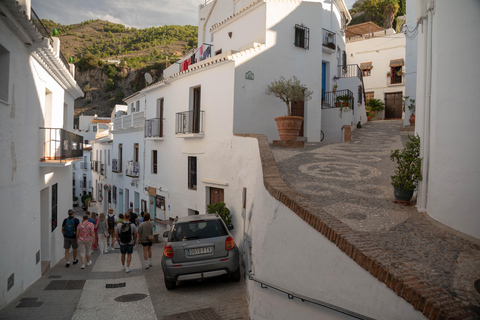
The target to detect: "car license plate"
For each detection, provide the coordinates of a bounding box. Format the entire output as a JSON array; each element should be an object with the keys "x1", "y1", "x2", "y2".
[{"x1": 187, "y1": 247, "x2": 213, "y2": 256}]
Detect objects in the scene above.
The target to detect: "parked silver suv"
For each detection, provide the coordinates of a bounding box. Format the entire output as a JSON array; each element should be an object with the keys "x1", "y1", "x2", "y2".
[{"x1": 161, "y1": 214, "x2": 240, "y2": 290}]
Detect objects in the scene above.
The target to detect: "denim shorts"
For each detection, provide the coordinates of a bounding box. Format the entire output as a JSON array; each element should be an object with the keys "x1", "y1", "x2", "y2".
[{"x1": 120, "y1": 244, "x2": 133, "y2": 254}]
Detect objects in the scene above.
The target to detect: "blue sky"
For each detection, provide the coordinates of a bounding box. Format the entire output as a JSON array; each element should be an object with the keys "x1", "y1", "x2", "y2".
[{"x1": 33, "y1": 0, "x2": 355, "y2": 29}]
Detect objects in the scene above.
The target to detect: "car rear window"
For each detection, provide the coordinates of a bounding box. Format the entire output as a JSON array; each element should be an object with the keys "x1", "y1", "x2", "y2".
[{"x1": 170, "y1": 219, "x2": 228, "y2": 242}]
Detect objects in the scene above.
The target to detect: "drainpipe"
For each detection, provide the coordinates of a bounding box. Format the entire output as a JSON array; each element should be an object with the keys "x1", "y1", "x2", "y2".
[
  {"x1": 200, "y1": 0, "x2": 217, "y2": 45},
  {"x1": 418, "y1": 1, "x2": 434, "y2": 211}
]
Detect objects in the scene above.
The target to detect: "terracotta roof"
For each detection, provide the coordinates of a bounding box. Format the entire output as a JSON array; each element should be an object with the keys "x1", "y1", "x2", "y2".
[
  {"x1": 90, "y1": 119, "x2": 111, "y2": 124},
  {"x1": 389, "y1": 59, "x2": 404, "y2": 67},
  {"x1": 346, "y1": 22, "x2": 384, "y2": 39}
]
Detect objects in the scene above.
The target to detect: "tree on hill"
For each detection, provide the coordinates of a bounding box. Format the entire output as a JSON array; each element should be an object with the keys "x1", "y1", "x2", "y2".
[{"x1": 349, "y1": 0, "x2": 405, "y2": 29}]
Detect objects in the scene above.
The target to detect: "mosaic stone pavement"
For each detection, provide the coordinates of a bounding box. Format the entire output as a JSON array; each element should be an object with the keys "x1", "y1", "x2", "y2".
[{"x1": 272, "y1": 120, "x2": 480, "y2": 313}]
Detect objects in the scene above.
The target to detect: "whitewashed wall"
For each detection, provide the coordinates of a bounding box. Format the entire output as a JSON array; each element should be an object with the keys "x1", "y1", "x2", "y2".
[
  {"x1": 346, "y1": 33, "x2": 405, "y2": 120},
  {"x1": 415, "y1": 0, "x2": 480, "y2": 239},
  {"x1": 0, "y1": 21, "x2": 77, "y2": 308},
  {"x1": 404, "y1": 0, "x2": 417, "y2": 126}
]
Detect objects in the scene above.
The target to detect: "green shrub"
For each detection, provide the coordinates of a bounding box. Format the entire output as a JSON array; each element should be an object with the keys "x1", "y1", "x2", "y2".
[
  {"x1": 106, "y1": 78, "x2": 116, "y2": 91},
  {"x1": 206, "y1": 202, "x2": 232, "y2": 225},
  {"x1": 77, "y1": 53, "x2": 101, "y2": 71},
  {"x1": 390, "y1": 134, "x2": 423, "y2": 191},
  {"x1": 104, "y1": 64, "x2": 117, "y2": 78}
]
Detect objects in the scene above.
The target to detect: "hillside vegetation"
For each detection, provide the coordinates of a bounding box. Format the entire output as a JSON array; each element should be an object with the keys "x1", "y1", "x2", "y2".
[{"x1": 40, "y1": 19, "x2": 197, "y2": 119}]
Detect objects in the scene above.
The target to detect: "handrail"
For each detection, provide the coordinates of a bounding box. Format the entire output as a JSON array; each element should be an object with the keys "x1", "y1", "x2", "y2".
[{"x1": 248, "y1": 273, "x2": 375, "y2": 320}]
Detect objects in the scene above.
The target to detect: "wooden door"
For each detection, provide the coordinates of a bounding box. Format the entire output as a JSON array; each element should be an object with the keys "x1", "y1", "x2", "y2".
[
  {"x1": 291, "y1": 100, "x2": 304, "y2": 136},
  {"x1": 384, "y1": 92, "x2": 403, "y2": 119},
  {"x1": 192, "y1": 87, "x2": 201, "y2": 133},
  {"x1": 209, "y1": 188, "x2": 224, "y2": 205}
]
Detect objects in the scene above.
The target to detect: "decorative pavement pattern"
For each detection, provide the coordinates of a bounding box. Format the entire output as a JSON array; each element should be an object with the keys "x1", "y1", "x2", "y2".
[{"x1": 272, "y1": 120, "x2": 480, "y2": 318}]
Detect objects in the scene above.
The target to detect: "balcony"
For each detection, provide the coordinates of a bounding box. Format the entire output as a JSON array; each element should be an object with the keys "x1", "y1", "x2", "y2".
[
  {"x1": 387, "y1": 72, "x2": 404, "y2": 86},
  {"x1": 125, "y1": 161, "x2": 139, "y2": 178},
  {"x1": 39, "y1": 128, "x2": 83, "y2": 164},
  {"x1": 113, "y1": 111, "x2": 145, "y2": 131},
  {"x1": 322, "y1": 28, "x2": 336, "y2": 50},
  {"x1": 175, "y1": 110, "x2": 204, "y2": 137},
  {"x1": 145, "y1": 118, "x2": 163, "y2": 139},
  {"x1": 112, "y1": 159, "x2": 122, "y2": 173},
  {"x1": 100, "y1": 163, "x2": 105, "y2": 176},
  {"x1": 322, "y1": 89, "x2": 354, "y2": 110},
  {"x1": 337, "y1": 64, "x2": 363, "y2": 80},
  {"x1": 164, "y1": 44, "x2": 213, "y2": 77}
]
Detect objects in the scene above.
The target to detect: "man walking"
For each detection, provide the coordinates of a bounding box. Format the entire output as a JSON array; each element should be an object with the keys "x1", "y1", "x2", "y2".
[
  {"x1": 62, "y1": 209, "x2": 80, "y2": 267},
  {"x1": 106, "y1": 208, "x2": 118, "y2": 251},
  {"x1": 115, "y1": 212, "x2": 137, "y2": 273},
  {"x1": 129, "y1": 208, "x2": 139, "y2": 226}
]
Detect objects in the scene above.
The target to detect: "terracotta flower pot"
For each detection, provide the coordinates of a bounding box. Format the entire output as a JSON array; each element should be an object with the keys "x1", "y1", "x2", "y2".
[
  {"x1": 275, "y1": 116, "x2": 303, "y2": 141},
  {"x1": 409, "y1": 114, "x2": 415, "y2": 126}
]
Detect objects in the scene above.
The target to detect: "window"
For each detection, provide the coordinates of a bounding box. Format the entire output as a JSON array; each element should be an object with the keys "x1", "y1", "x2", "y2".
[
  {"x1": 131, "y1": 103, "x2": 134, "y2": 112},
  {"x1": 294, "y1": 24, "x2": 309, "y2": 49},
  {"x1": 192, "y1": 87, "x2": 201, "y2": 134},
  {"x1": 152, "y1": 150, "x2": 157, "y2": 174},
  {"x1": 85, "y1": 140, "x2": 89, "y2": 144},
  {"x1": 108, "y1": 150, "x2": 110, "y2": 166},
  {"x1": 188, "y1": 156, "x2": 197, "y2": 190},
  {"x1": 362, "y1": 69, "x2": 371, "y2": 77},
  {"x1": 51, "y1": 183, "x2": 58, "y2": 232},
  {"x1": 134, "y1": 143, "x2": 139, "y2": 162},
  {"x1": 136, "y1": 101, "x2": 140, "y2": 112},
  {"x1": 157, "y1": 98, "x2": 164, "y2": 137},
  {"x1": 215, "y1": 49, "x2": 222, "y2": 56},
  {"x1": 358, "y1": 85, "x2": 363, "y2": 104},
  {"x1": 118, "y1": 144, "x2": 122, "y2": 170},
  {"x1": 360, "y1": 62, "x2": 372, "y2": 77},
  {"x1": 389, "y1": 59, "x2": 404, "y2": 85},
  {"x1": 0, "y1": 44, "x2": 9, "y2": 103},
  {"x1": 93, "y1": 125, "x2": 97, "y2": 132}
]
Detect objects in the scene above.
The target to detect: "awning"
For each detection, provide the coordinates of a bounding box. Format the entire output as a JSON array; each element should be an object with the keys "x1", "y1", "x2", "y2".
[
  {"x1": 360, "y1": 62, "x2": 373, "y2": 70},
  {"x1": 390, "y1": 59, "x2": 404, "y2": 67}
]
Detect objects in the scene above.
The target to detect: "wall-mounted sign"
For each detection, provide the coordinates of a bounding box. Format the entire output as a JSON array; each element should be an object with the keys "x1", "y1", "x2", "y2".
[
  {"x1": 245, "y1": 71, "x2": 254, "y2": 80},
  {"x1": 148, "y1": 187, "x2": 156, "y2": 196}
]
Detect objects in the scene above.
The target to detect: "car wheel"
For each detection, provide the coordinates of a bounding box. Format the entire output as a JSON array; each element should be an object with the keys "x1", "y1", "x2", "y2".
[
  {"x1": 230, "y1": 266, "x2": 241, "y2": 282},
  {"x1": 164, "y1": 275, "x2": 176, "y2": 290}
]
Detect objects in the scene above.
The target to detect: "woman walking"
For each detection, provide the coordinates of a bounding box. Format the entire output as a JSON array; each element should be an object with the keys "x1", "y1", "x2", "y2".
[
  {"x1": 76, "y1": 214, "x2": 95, "y2": 269},
  {"x1": 92, "y1": 212, "x2": 98, "y2": 250},
  {"x1": 96, "y1": 213, "x2": 109, "y2": 254},
  {"x1": 137, "y1": 213, "x2": 154, "y2": 269}
]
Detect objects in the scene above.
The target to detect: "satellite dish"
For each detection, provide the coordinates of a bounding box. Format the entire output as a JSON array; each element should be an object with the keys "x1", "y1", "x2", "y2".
[{"x1": 144, "y1": 73, "x2": 153, "y2": 84}]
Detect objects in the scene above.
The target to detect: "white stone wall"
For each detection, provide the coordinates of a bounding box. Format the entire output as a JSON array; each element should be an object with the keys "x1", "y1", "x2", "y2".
[
  {"x1": 404, "y1": 0, "x2": 417, "y2": 126},
  {"x1": 346, "y1": 33, "x2": 406, "y2": 120},
  {"x1": 0, "y1": 18, "x2": 78, "y2": 308},
  {"x1": 415, "y1": 0, "x2": 480, "y2": 239}
]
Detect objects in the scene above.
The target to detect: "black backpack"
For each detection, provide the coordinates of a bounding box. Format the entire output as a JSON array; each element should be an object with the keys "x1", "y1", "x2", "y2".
[
  {"x1": 64, "y1": 218, "x2": 76, "y2": 237},
  {"x1": 119, "y1": 222, "x2": 132, "y2": 243},
  {"x1": 107, "y1": 215, "x2": 115, "y2": 229}
]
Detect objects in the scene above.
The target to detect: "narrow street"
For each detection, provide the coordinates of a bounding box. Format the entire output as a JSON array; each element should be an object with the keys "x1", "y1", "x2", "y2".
[{"x1": 0, "y1": 243, "x2": 248, "y2": 320}]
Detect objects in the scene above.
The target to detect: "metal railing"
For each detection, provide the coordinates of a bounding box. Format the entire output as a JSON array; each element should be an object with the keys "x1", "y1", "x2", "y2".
[
  {"x1": 337, "y1": 64, "x2": 366, "y2": 107},
  {"x1": 112, "y1": 159, "x2": 122, "y2": 173},
  {"x1": 39, "y1": 128, "x2": 83, "y2": 162},
  {"x1": 322, "y1": 28, "x2": 336, "y2": 49},
  {"x1": 322, "y1": 89, "x2": 354, "y2": 110},
  {"x1": 113, "y1": 111, "x2": 145, "y2": 130},
  {"x1": 125, "y1": 161, "x2": 139, "y2": 178},
  {"x1": 248, "y1": 273, "x2": 375, "y2": 320},
  {"x1": 175, "y1": 110, "x2": 204, "y2": 135},
  {"x1": 100, "y1": 163, "x2": 105, "y2": 176},
  {"x1": 145, "y1": 118, "x2": 163, "y2": 138}
]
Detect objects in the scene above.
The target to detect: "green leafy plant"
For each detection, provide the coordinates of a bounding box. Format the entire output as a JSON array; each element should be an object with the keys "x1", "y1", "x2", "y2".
[
  {"x1": 265, "y1": 76, "x2": 313, "y2": 116},
  {"x1": 206, "y1": 202, "x2": 232, "y2": 225},
  {"x1": 366, "y1": 98, "x2": 385, "y2": 111},
  {"x1": 390, "y1": 134, "x2": 423, "y2": 191},
  {"x1": 336, "y1": 94, "x2": 352, "y2": 117}
]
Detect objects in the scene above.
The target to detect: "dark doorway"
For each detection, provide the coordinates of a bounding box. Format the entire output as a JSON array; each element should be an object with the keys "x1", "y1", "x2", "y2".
[
  {"x1": 291, "y1": 100, "x2": 304, "y2": 136},
  {"x1": 384, "y1": 92, "x2": 403, "y2": 119},
  {"x1": 209, "y1": 188, "x2": 224, "y2": 205},
  {"x1": 192, "y1": 87, "x2": 201, "y2": 133}
]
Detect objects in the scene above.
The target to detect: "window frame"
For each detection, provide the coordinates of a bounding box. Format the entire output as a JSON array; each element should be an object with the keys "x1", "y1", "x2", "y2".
[
  {"x1": 188, "y1": 156, "x2": 197, "y2": 190},
  {"x1": 152, "y1": 150, "x2": 157, "y2": 174},
  {"x1": 294, "y1": 24, "x2": 309, "y2": 50}
]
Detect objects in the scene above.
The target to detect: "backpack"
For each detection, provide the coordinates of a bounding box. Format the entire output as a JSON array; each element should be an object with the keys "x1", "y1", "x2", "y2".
[
  {"x1": 119, "y1": 222, "x2": 132, "y2": 244},
  {"x1": 108, "y1": 215, "x2": 115, "y2": 229},
  {"x1": 64, "y1": 218, "x2": 76, "y2": 237}
]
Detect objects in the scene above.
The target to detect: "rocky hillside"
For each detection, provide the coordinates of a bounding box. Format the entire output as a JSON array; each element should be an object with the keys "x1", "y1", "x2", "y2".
[{"x1": 41, "y1": 19, "x2": 197, "y2": 120}]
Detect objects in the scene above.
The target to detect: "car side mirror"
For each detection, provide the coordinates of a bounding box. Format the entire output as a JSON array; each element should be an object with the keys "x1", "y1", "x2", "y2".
[
  {"x1": 163, "y1": 231, "x2": 169, "y2": 238},
  {"x1": 227, "y1": 224, "x2": 234, "y2": 230}
]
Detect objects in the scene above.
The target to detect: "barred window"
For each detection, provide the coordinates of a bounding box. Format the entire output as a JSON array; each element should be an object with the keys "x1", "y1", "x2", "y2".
[
  {"x1": 188, "y1": 156, "x2": 197, "y2": 190},
  {"x1": 294, "y1": 24, "x2": 309, "y2": 49}
]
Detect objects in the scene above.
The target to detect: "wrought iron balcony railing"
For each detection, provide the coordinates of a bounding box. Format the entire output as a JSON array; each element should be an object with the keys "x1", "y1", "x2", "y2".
[
  {"x1": 322, "y1": 89, "x2": 354, "y2": 110},
  {"x1": 112, "y1": 159, "x2": 122, "y2": 173},
  {"x1": 125, "y1": 161, "x2": 139, "y2": 178},
  {"x1": 145, "y1": 118, "x2": 163, "y2": 138},
  {"x1": 338, "y1": 64, "x2": 362, "y2": 80},
  {"x1": 175, "y1": 110, "x2": 204, "y2": 135},
  {"x1": 322, "y1": 28, "x2": 336, "y2": 50},
  {"x1": 40, "y1": 128, "x2": 83, "y2": 162}
]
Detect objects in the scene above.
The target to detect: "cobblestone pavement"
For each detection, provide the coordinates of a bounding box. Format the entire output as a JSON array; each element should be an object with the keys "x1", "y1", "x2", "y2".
[
  {"x1": 272, "y1": 120, "x2": 480, "y2": 314},
  {"x1": 0, "y1": 243, "x2": 248, "y2": 320}
]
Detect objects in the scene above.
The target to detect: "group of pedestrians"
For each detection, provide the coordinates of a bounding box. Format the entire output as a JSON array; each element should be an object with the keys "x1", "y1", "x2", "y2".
[{"x1": 62, "y1": 208, "x2": 155, "y2": 273}]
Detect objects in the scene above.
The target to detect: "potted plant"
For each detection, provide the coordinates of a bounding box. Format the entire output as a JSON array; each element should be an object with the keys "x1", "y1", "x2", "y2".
[
  {"x1": 332, "y1": 83, "x2": 338, "y2": 93},
  {"x1": 390, "y1": 134, "x2": 423, "y2": 202},
  {"x1": 73, "y1": 196, "x2": 79, "y2": 207},
  {"x1": 387, "y1": 71, "x2": 391, "y2": 77},
  {"x1": 266, "y1": 76, "x2": 313, "y2": 141},
  {"x1": 327, "y1": 42, "x2": 336, "y2": 50},
  {"x1": 366, "y1": 98, "x2": 385, "y2": 119},
  {"x1": 407, "y1": 98, "x2": 415, "y2": 125},
  {"x1": 336, "y1": 94, "x2": 352, "y2": 117},
  {"x1": 207, "y1": 201, "x2": 232, "y2": 225}
]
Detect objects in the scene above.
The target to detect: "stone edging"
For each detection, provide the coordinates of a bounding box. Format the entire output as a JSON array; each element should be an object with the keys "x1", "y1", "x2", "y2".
[{"x1": 235, "y1": 133, "x2": 474, "y2": 320}]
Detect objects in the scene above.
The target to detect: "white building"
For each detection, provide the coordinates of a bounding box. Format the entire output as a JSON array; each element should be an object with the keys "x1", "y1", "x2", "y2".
[
  {"x1": 0, "y1": 0, "x2": 83, "y2": 308},
  {"x1": 346, "y1": 22, "x2": 406, "y2": 120},
  {"x1": 73, "y1": 116, "x2": 111, "y2": 204},
  {"x1": 409, "y1": 0, "x2": 480, "y2": 239}
]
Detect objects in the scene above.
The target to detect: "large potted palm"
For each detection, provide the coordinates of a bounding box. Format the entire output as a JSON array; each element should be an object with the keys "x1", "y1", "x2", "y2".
[
  {"x1": 266, "y1": 76, "x2": 313, "y2": 141},
  {"x1": 390, "y1": 134, "x2": 423, "y2": 202}
]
